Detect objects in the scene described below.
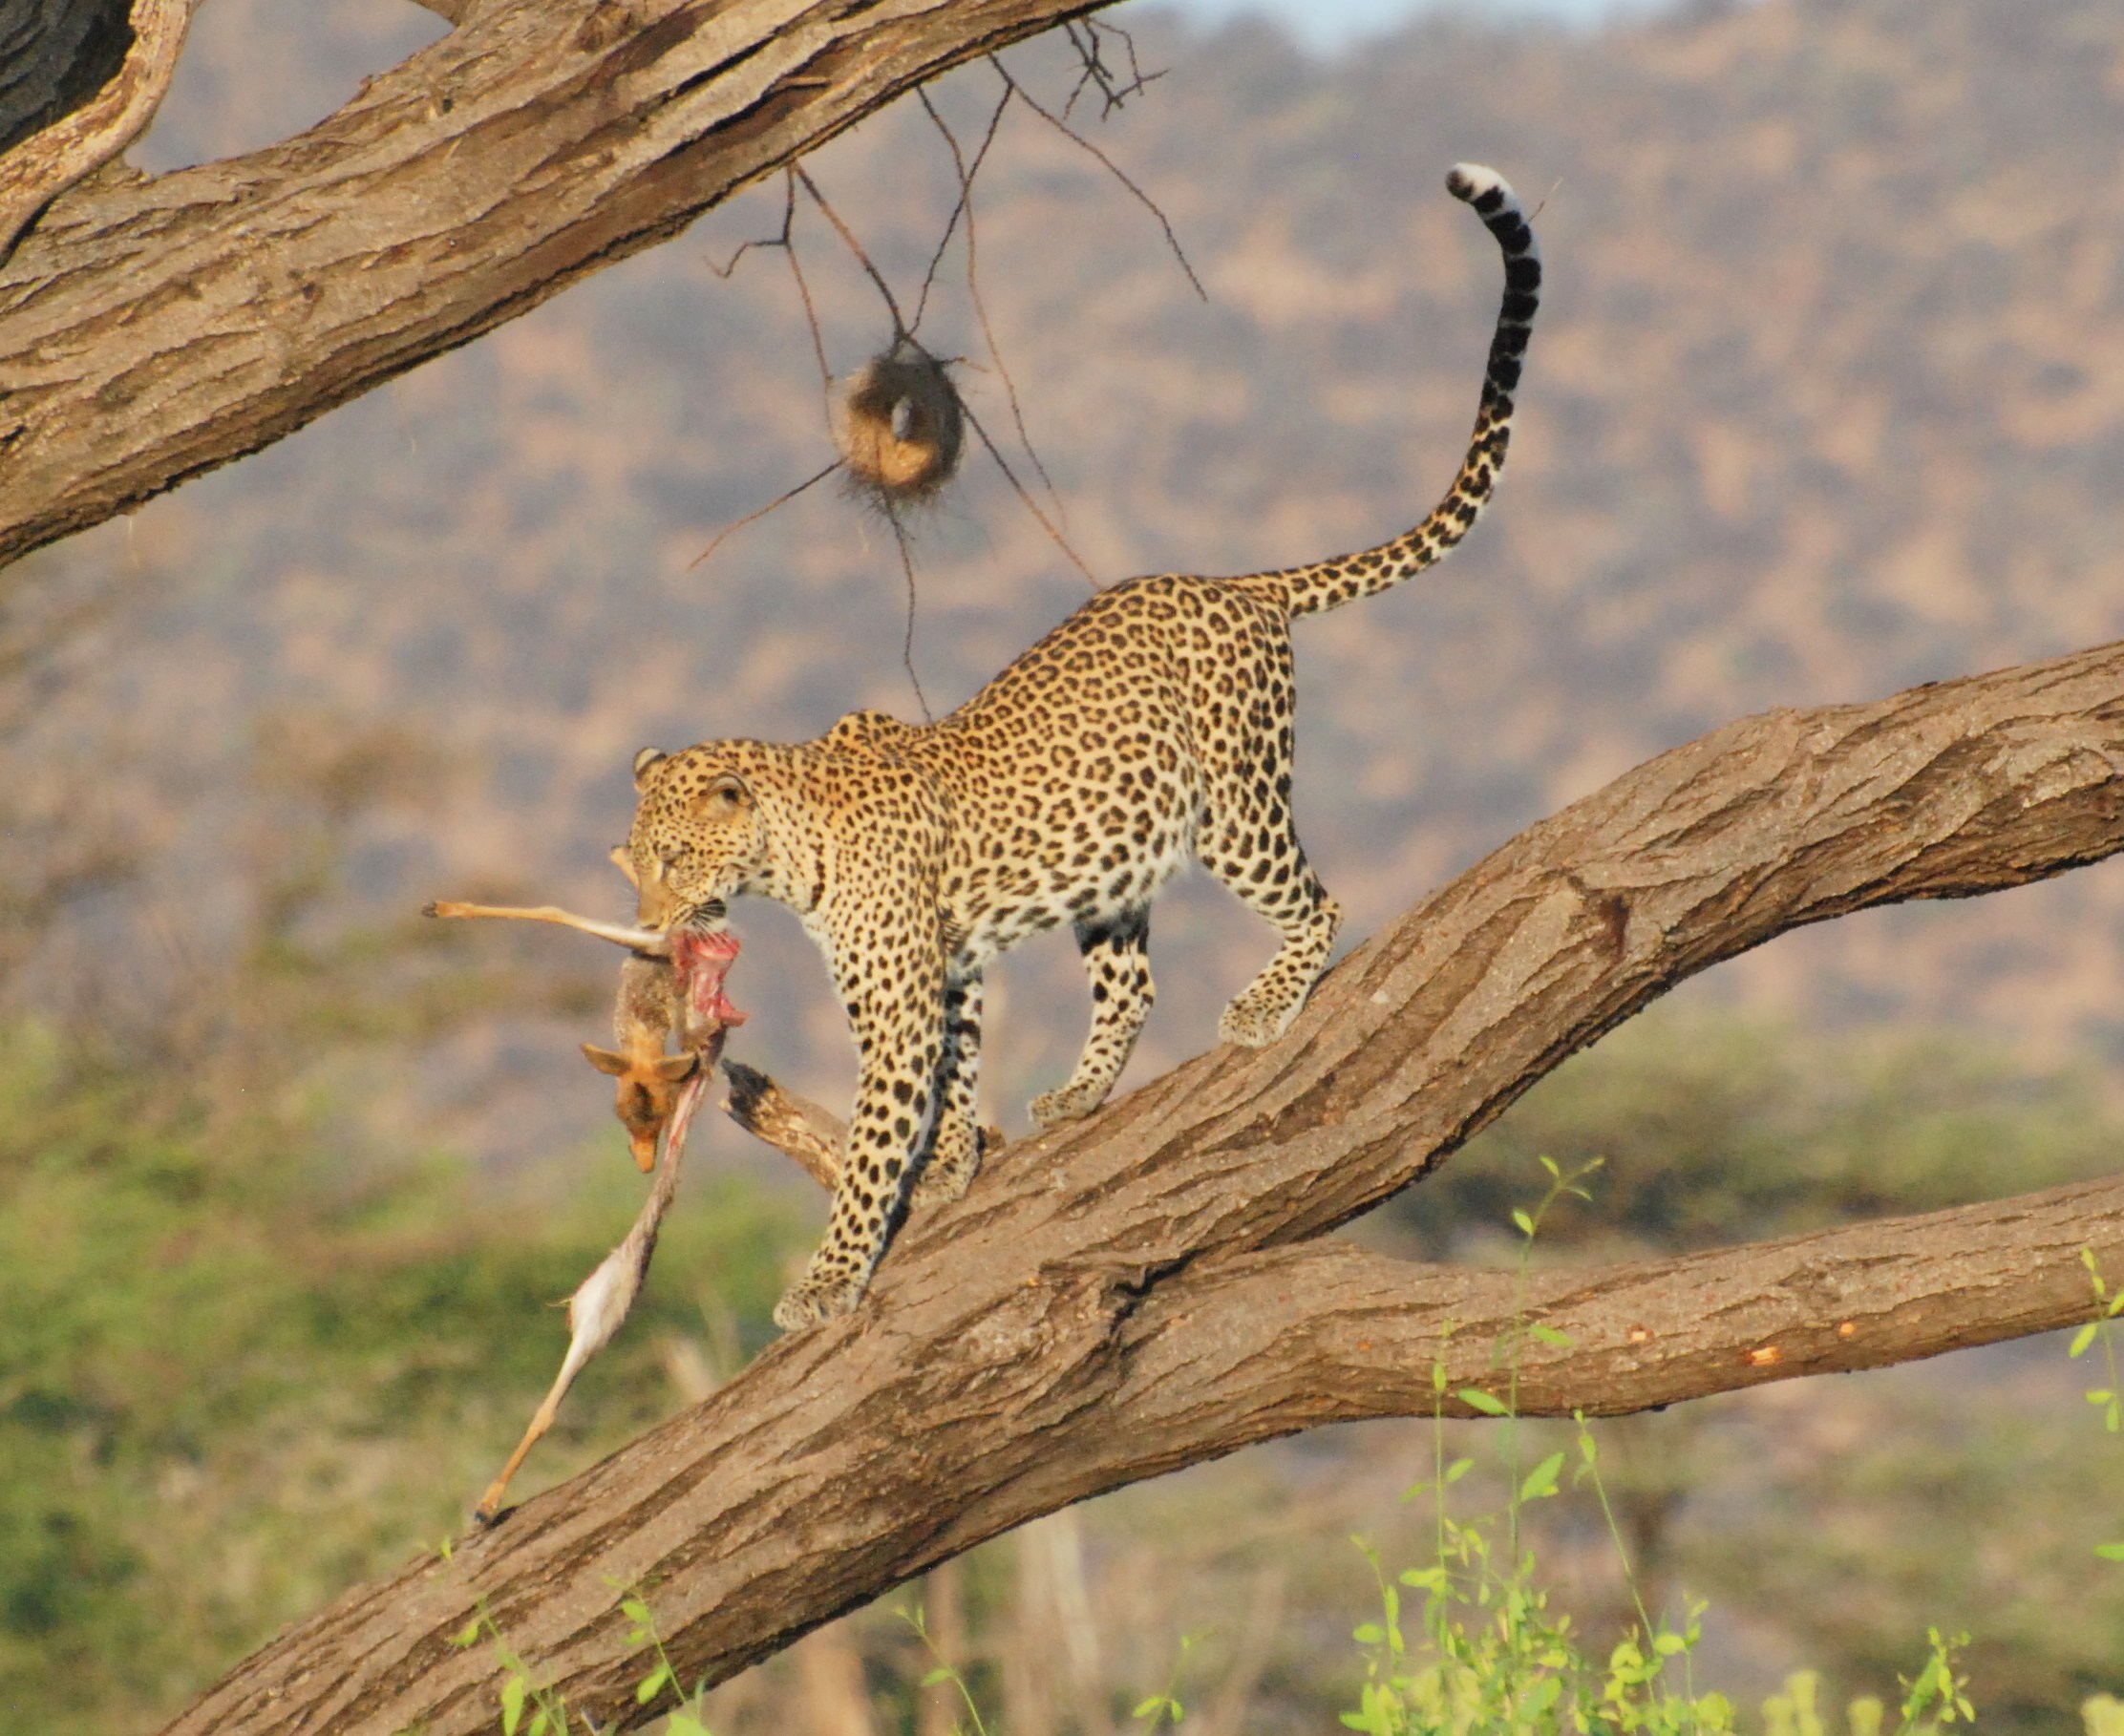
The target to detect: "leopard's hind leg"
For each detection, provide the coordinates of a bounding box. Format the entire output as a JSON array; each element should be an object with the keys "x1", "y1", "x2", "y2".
[
  {"x1": 913, "y1": 966, "x2": 985, "y2": 1202},
  {"x1": 1030, "y1": 907, "x2": 1155, "y2": 1128},
  {"x1": 1196, "y1": 677, "x2": 1341, "y2": 1050},
  {"x1": 1203, "y1": 832, "x2": 1340, "y2": 1048}
]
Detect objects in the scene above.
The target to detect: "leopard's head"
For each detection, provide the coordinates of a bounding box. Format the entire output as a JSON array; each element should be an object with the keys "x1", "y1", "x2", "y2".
[{"x1": 626, "y1": 745, "x2": 762, "y2": 932}]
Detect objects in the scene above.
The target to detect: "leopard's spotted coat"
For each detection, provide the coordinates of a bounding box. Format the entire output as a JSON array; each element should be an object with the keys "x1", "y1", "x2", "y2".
[{"x1": 629, "y1": 165, "x2": 1540, "y2": 1330}]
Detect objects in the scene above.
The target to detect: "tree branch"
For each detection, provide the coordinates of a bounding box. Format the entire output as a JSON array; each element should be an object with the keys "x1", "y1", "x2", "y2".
[
  {"x1": 159, "y1": 638, "x2": 2124, "y2": 1733},
  {"x1": 1130, "y1": 1174, "x2": 2124, "y2": 1437},
  {"x1": 0, "y1": 0, "x2": 1114, "y2": 574}
]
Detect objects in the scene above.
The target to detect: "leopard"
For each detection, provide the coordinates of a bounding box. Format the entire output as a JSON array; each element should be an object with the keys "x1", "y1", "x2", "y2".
[{"x1": 627, "y1": 163, "x2": 1540, "y2": 1331}]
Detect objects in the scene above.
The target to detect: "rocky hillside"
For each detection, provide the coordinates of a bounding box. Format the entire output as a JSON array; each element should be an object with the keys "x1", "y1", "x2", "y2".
[{"x1": 12, "y1": 0, "x2": 2124, "y2": 1163}]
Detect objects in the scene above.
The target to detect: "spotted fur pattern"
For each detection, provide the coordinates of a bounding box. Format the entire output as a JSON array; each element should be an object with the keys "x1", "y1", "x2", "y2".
[{"x1": 629, "y1": 166, "x2": 1540, "y2": 1331}]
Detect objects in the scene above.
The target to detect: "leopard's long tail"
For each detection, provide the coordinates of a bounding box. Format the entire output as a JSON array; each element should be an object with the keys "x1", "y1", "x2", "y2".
[{"x1": 1243, "y1": 163, "x2": 1540, "y2": 620}]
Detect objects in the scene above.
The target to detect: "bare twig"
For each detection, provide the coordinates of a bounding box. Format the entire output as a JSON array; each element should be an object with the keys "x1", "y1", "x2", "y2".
[
  {"x1": 703, "y1": 171, "x2": 796, "y2": 281},
  {"x1": 911, "y1": 87, "x2": 1011, "y2": 333},
  {"x1": 795, "y1": 163, "x2": 908, "y2": 338},
  {"x1": 686, "y1": 460, "x2": 842, "y2": 573},
  {"x1": 962, "y1": 396, "x2": 1098, "y2": 585},
  {"x1": 887, "y1": 505, "x2": 935, "y2": 721},
  {"x1": 706, "y1": 169, "x2": 834, "y2": 417},
  {"x1": 919, "y1": 86, "x2": 1066, "y2": 521},
  {"x1": 992, "y1": 59, "x2": 1205, "y2": 301},
  {"x1": 1060, "y1": 18, "x2": 1163, "y2": 120}
]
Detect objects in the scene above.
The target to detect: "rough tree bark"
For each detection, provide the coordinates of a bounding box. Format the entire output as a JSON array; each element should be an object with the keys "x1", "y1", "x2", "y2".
[
  {"x1": 160, "y1": 639, "x2": 2124, "y2": 1735},
  {"x1": 0, "y1": 0, "x2": 1112, "y2": 571}
]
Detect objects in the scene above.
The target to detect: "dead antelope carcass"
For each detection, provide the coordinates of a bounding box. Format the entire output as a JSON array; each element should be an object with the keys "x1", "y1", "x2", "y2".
[{"x1": 423, "y1": 897, "x2": 746, "y2": 1169}]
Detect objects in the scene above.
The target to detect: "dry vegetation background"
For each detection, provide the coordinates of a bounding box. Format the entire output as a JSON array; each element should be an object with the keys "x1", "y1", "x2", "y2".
[{"x1": 11, "y1": 0, "x2": 2124, "y2": 1728}]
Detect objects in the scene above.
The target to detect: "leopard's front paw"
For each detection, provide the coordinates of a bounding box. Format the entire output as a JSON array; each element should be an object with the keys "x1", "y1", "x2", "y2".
[
  {"x1": 772, "y1": 1273, "x2": 863, "y2": 1332},
  {"x1": 1029, "y1": 1079, "x2": 1106, "y2": 1129},
  {"x1": 1217, "y1": 990, "x2": 1301, "y2": 1050}
]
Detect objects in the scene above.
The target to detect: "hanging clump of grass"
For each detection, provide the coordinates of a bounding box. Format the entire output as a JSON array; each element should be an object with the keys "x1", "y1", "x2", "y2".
[{"x1": 837, "y1": 335, "x2": 966, "y2": 511}]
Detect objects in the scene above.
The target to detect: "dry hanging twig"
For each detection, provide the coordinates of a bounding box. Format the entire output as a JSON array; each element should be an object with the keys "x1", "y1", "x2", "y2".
[
  {"x1": 685, "y1": 461, "x2": 841, "y2": 573},
  {"x1": 795, "y1": 164, "x2": 909, "y2": 338},
  {"x1": 887, "y1": 506, "x2": 934, "y2": 720},
  {"x1": 911, "y1": 87, "x2": 1011, "y2": 331},
  {"x1": 990, "y1": 57, "x2": 1205, "y2": 301},
  {"x1": 919, "y1": 86, "x2": 1067, "y2": 522},
  {"x1": 960, "y1": 394, "x2": 1098, "y2": 586},
  {"x1": 707, "y1": 169, "x2": 836, "y2": 416}
]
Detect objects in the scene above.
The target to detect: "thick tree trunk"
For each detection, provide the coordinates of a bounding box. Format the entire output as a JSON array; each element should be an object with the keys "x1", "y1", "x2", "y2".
[
  {"x1": 0, "y1": 0, "x2": 1109, "y2": 573},
  {"x1": 160, "y1": 639, "x2": 2124, "y2": 1735}
]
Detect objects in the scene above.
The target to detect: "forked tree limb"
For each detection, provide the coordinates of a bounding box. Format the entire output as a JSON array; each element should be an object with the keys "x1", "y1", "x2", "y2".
[
  {"x1": 0, "y1": 0, "x2": 1117, "y2": 573},
  {"x1": 161, "y1": 639, "x2": 2124, "y2": 1734}
]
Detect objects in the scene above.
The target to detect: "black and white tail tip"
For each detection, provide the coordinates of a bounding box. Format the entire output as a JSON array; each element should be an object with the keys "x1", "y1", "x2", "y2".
[
  {"x1": 1444, "y1": 162, "x2": 1540, "y2": 393},
  {"x1": 1444, "y1": 163, "x2": 1540, "y2": 266}
]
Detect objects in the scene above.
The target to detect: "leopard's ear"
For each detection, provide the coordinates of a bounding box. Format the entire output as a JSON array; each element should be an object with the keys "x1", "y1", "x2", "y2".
[
  {"x1": 608, "y1": 843, "x2": 640, "y2": 888},
  {"x1": 632, "y1": 747, "x2": 669, "y2": 791}
]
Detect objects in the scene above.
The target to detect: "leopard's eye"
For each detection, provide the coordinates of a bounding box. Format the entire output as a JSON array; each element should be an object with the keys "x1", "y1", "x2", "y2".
[{"x1": 696, "y1": 773, "x2": 752, "y2": 815}]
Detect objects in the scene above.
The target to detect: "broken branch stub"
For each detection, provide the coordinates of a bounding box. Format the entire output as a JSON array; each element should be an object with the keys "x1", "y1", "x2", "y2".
[{"x1": 716, "y1": 1058, "x2": 1005, "y2": 1194}]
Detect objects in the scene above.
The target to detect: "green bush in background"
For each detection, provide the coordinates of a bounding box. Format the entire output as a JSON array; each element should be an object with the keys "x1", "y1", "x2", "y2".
[{"x1": 0, "y1": 1016, "x2": 803, "y2": 1732}]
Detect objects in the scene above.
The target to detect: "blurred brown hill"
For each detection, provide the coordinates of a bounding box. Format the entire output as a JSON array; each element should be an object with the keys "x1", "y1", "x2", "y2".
[{"x1": 12, "y1": 0, "x2": 2124, "y2": 1164}]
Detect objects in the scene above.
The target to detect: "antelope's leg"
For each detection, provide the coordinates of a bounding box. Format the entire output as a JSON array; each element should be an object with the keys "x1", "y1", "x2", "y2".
[
  {"x1": 424, "y1": 900, "x2": 669, "y2": 954},
  {"x1": 474, "y1": 1381, "x2": 570, "y2": 1525},
  {"x1": 473, "y1": 1071, "x2": 708, "y2": 1525}
]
